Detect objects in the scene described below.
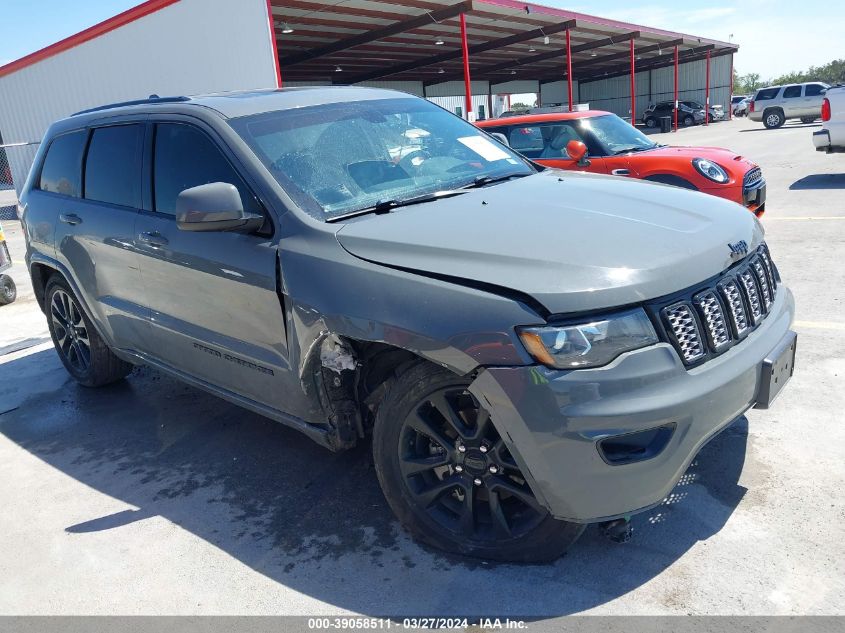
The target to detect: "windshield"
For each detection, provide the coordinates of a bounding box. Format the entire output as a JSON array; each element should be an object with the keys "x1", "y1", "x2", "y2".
[
  {"x1": 483, "y1": 114, "x2": 657, "y2": 159},
  {"x1": 229, "y1": 97, "x2": 535, "y2": 220}
]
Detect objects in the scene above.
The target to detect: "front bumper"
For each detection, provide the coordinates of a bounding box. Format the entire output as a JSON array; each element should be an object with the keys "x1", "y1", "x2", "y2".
[{"x1": 469, "y1": 287, "x2": 794, "y2": 523}]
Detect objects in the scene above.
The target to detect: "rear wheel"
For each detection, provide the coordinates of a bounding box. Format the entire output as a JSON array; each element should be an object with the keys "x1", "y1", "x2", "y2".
[
  {"x1": 683, "y1": 115, "x2": 694, "y2": 127},
  {"x1": 373, "y1": 362, "x2": 584, "y2": 562},
  {"x1": 800, "y1": 116, "x2": 816, "y2": 124},
  {"x1": 0, "y1": 274, "x2": 15, "y2": 305},
  {"x1": 45, "y1": 276, "x2": 132, "y2": 387},
  {"x1": 763, "y1": 109, "x2": 785, "y2": 129}
]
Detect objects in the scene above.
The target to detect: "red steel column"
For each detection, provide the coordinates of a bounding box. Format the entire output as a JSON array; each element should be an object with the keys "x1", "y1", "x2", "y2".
[
  {"x1": 673, "y1": 45, "x2": 679, "y2": 132},
  {"x1": 265, "y1": 0, "x2": 282, "y2": 87},
  {"x1": 705, "y1": 49, "x2": 711, "y2": 125},
  {"x1": 630, "y1": 39, "x2": 636, "y2": 125},
  {"x1": 566, "y1": 28, "x2": 574, "y2": 111},
  {"x1": 460, "y1": 13, "x2": 472, "y2": 119}
]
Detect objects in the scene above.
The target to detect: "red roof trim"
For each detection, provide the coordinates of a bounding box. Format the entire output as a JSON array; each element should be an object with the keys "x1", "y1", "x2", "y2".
[{"x1": 0, "y1": 0, "x2": 181, "y2": 79}]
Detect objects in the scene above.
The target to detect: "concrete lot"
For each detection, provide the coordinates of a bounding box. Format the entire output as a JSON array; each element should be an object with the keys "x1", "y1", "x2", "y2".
[{"x1": 0, "y1": 116, "x2": 843, "y2": 617}]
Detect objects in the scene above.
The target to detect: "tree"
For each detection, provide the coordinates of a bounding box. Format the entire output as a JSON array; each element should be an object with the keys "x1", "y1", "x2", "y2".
[
  {"x1": 770, "y1": 59, "x2": 845, "y2": 86},
  {"x1": 510, "y1": 102, "x2": 531, "y2": 111}
]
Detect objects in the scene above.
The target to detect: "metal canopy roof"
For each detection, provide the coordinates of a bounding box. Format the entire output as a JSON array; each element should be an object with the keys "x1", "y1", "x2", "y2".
[{"x1": 270, "y1": 0, "x2": 737, "y2": 86}]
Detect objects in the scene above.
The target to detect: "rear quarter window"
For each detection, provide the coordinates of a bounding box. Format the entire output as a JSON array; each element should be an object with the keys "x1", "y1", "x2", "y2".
[
  {"x1": 38, "y1": 130, "x2": 87, "y2": 197},
  {"x1": 754, "y1": 88, "x2": 780, "y2": 101},
  {"x1": 804, "y1": 84, "x2": 826, "y2": 97}
]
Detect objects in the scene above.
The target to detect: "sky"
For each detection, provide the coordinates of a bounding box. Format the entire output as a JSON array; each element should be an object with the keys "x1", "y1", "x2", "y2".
[{"x1": 0, "y1": 0, "x2": 841, "y2": 80}]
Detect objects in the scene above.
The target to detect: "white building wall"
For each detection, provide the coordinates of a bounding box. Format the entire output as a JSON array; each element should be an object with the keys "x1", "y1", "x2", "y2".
[
  {"x1": 426, "y1": 95, "x2": 491, "y2": 120},
  {"x1": 0, "y1": 0, "x2": 277, "y2": 193}
]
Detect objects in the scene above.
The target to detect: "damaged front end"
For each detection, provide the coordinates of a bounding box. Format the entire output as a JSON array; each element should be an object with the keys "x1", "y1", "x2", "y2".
[{"x1": 310, "y1": 334, "x2": 364, "y2": 451}]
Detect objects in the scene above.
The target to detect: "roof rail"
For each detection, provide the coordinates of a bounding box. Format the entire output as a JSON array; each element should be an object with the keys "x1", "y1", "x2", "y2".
[{"x1": 72, "y1": 95, "x2": 191, "y2": 116}]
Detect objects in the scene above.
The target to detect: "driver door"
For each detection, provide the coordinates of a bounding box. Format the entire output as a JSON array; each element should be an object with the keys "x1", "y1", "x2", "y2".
[{"x1": 133, "y1": 117, "x2": 295, "y2": 412}]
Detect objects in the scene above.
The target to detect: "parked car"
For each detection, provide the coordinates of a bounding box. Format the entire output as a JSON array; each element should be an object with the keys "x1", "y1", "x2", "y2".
[
  {"x1": 21, "y1": 88, "x2": 796, "y2": 562},
  {"x1": 813, "y1": 85, "x2": 845, "y2": 153},
  {"x1": 748, "y1": 82, "x2": 829, "y2": 128},
  {"x1": 684, "y1": 100, "x2": 724, "y2": 122},
  {"x1": 643, "y1": 101, "x2": 705, "y2": 127},
  {"x1": 478, "y1": 110, "x2": 767, "y2": 216},
  {"x1": 733, "y1": 97, "x2": 751, "y2": 117}
]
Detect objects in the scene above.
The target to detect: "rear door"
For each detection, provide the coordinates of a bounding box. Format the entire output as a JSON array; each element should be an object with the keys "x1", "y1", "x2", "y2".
[
  {"x1": 133, "y1": 116, "x2": 294, "y2": 412},
  {"x1": 780, "y1": 85, "x2": 803, "y2": 117},
  {"x1": 51, "y1": 120, "x2": 148, "y2": 350}
]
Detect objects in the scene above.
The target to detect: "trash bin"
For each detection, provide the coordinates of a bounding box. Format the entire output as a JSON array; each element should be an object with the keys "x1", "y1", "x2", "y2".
[{"x1": 659, "y1": 116, "x2": 672, "y2": 133}]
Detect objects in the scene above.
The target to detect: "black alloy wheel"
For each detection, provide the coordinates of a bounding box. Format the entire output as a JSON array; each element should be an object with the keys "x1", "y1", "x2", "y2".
[{"x1": 50, "y1": 287, "x2": 91, "y2": 373}]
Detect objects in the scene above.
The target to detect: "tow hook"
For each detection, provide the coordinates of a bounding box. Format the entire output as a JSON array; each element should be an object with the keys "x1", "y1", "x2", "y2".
[{"x1": 599, "y1": 517, "x2": 633, "y2": 544}]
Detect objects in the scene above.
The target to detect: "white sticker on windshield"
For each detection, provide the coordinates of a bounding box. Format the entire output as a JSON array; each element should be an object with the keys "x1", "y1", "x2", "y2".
[{"x1": 458, "y1": 135, "x2": 511, "y2": 162}]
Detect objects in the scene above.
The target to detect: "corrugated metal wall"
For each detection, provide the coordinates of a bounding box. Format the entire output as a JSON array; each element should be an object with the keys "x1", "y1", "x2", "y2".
[
  {"x1": 539, "y1": 80, "x2": 581, "y2": 108},
  {"x1": 0, "y1": 0, "x2": 277, "y2": 194},
  {"x1": 578, "y1": 55, "x2": 733, "y2": 120},
  {"x1": 426, "y1": 95, "x2": 491, "y2": 119}
]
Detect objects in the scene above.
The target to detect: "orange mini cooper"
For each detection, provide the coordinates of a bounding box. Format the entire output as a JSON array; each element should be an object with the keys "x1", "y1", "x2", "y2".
[{"x1": 477, "y1": 111, "x2": 766, "y2": 216}]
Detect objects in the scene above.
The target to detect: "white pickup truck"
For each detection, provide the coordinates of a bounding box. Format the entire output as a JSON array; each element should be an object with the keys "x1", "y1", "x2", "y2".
[{"x1": 813, "y1": 85, "x2": 845, "y2": 153}]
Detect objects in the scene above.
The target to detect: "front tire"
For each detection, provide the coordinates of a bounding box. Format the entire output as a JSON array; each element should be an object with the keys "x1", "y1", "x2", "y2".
[
  {"x1": 45, "y1": 276, "x2": 132, "y2": 387},
  {"x1": 0, "y1": 274, "x2": 16, "y2": 305},
  {"x1": 645, "y1": 116, "x2": 658, "y2": 128},
  {"x1": 372, "y1": 362, "x2": 584, "y2": 562},
  {"x1": 763, "y1": 109, "x2": 785, "y2": 129}
]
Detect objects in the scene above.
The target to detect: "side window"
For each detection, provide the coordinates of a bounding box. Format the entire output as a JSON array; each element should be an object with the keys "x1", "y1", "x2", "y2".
[
  {"x1": 783, "y1": 86, "x2": 802, "y2": 99},
  {"x1": 153, "y1": 123, "x2": 261, "y2": 216},
  {"x1": 804, "y1": 84, "x2": 825, "y2": 97},
  {"x1": 537, "y1": 123, "x2": 582, "y2": 158},
  {"x1": 38, "y1": 130, "x2": 87, "y2": 197},
  {"x1": 506, "y1": 126, "x2": 544, "y2": 157},
  {"x1": 84, "y1": 124, "x2": 143, "y2": 208}
]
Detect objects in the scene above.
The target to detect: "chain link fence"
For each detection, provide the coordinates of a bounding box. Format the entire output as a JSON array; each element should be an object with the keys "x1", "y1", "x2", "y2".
[
  {"x1": 0, "y1": 130, "x2": 40, "y2": 221},
  {"x1": 0, "y1": 136, "x2": 17, "y2": 221}
]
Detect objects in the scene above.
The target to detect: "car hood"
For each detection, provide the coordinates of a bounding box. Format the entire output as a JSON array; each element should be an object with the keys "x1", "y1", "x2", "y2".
[
  {"x1": 639, "y1": 145, "x2": 758, "y2": 177},
  {"x1": 335, "y1": 170, "x2": 764, "y2": 315}
]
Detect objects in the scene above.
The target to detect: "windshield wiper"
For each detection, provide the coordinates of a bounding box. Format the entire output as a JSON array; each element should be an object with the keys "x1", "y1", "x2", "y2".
[
  {"x1": 325, "y1": 189, "x2": 472, "y2": 223},
  {"x1": 461, "y1": 172, "x2": 531, "y2": 189}
]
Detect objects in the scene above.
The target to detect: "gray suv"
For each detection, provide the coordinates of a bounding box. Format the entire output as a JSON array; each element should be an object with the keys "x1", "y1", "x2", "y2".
[
  {"x1": 749, "y1": 82, "x2": 829, "y2": 128},
  {"x1": 21, "y1": 88, "x2": 796, "y2": 562}
]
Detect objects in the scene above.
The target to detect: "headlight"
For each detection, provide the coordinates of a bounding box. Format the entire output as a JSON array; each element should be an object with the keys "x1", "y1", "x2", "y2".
[
  {"x1": 518, "y1": 309, "x2": 658, "y2": 369},
  {"x1": 692, "y1": 157, "x2": 729, "y2": 183}
]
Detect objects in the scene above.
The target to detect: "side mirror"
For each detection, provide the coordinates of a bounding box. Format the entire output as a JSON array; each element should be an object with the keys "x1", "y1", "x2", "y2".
[
  {"x1": 489, "y1": 132, "x2": 510, "y2": 147},
  {"x1": 565, "y1": 140, "x2": 590, "y2": 166},
  {"x1": 175, "y1": 182, "x2": 263, "y2": 233}
]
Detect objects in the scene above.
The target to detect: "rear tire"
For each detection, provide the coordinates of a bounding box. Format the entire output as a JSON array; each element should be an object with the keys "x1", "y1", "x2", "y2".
[
  {"x1": 0, "y1": 274, "x2": 16, "y2": 305},
  {"x1": 683, "y1": 115, "x2": 694, "y2": 127},
  {"x1": 372, "y1": 361, "x2": 585, "y2": 562},
  {"x1": 800, "y1": 116, "x2": 816, "y2": 124},
  {"x1": 45, "y1": 275, "x2": 132, "y2": 387},
  {"x1": 763, "y1": 109, "x2": 785, "y2": 129}
]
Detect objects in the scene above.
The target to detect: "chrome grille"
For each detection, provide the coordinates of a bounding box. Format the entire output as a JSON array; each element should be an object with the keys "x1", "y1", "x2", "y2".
[
  {"x1": 752, "y1": 257, "x2": 773, "y2": 309},
  {"x1": 719, "y1": 279, "x2": 749, "y2": 337},
  {"x1": 658, "y1": 243, "x2": 779, "y2": 366},
  {"x1": 743, "y1": 167, "x2": 763, "y2": 188},
  {"x1": 739, "y1": 268, "x2": 763, "y2": 323},
  {"x1": 694, "y1": 291, "x2": 731, "y2": 350},
  {"x1": 664, "y1": 304, "x2": 705, "y2": 363}
]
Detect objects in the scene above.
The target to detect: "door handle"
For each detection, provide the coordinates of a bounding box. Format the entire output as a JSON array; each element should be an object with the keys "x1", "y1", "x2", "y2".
[
  {"x1": 137, "y1": 231, "x2": 169, "y2": 248},
  {"x1": 59, "y1": 213, "x2": 82, "y2": 225},
  {"x1": 611, "y1": 169, "x2": 631, "y2": 176}
]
